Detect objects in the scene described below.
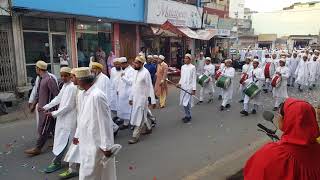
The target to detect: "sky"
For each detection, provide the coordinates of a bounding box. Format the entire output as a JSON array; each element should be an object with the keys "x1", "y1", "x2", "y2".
[{"x1": 245, "y1": 0, "x2": 317, "y2": 12}]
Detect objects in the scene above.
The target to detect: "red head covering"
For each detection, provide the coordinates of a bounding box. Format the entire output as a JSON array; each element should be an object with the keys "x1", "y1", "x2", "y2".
[
  {"x1": 280, "y1": 98, "x2": 319, "y2": 145},
  {"x1": 244, "y1": 98, "x2": 320, "y2": 180}
]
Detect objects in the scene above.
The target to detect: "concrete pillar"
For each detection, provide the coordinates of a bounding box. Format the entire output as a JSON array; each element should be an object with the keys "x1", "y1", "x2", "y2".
[
  {"x1": 11, "y1": 14, "x2": 27, "y2": 87},
  {"x1": 68, "y1": 18, "x2": 77, "y2": 67},
  {"x1": 113, "y1": 23, "x2": 120, "y2": 57},
  {"x1": 136, "y1": 24, "x2": 140, "y2": 54}
]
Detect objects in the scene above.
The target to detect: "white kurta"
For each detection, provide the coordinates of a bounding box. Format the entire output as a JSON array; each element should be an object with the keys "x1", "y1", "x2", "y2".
[
  {"x1": 308, "y1": 60, "x2": 319, "y2": 84},
  {"x1": 196, "y1": 57, "x2": 205, "y2": 75},
  {"x1": 43, "y1": 82, "x2": 77, "y2": 155},
  {"x1": 287, "y1": 57, "x2": 300, "y2": 78},
  {"x1": 117, "y1": 66, "x2": 135, "y2": 120},
  {"x1": 179, "y1": 64, "x2": 197, "y2": 107},
  {"x1": 244, "y1": 67, "x2": 265, "y2": 105},
  {"x1": 64, "y1": 88, "x2": 83, "y2": 164},
  {"x1": 221, "y1": 67, "x2": 235, "y2": 103},
  {"x1": 76, "y1": 86, "x2": 116, "y2": 180},
  {"x1": 273, "y1": 66, "x2": 290, "y2": 98},
  {"x1": 295, "y1": 60, "x2": 310, "y2": 86},
  {"x1": 109, "y1": 67, "x2": 122, "y2": 111},
  {"x1": 94, "y1": 73, "x2": 112, "y2": 105},
  {"x1": 129, "y1": 67, "x2": 156, "y2": 127},
  {"x1": 203, "y1": 63, "x2": 215, "y2": 91},
  {"x1": 240, "y1": 63, "x2": 253, "y2": 91}
]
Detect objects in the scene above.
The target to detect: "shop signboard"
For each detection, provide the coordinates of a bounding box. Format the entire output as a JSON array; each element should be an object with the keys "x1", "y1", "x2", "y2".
[
  {"x1": 203, "y1": 12, "x2": 219, "y2": 29},
  {"x1": 218, "y1": 18, "x2": 235, "y2": 30},
  {"x1": 217, "y1": 29, "x2": 231, "y2": 36},
  {"x1": 145, "y1": 0, "x2": 202, "y2": 28}
]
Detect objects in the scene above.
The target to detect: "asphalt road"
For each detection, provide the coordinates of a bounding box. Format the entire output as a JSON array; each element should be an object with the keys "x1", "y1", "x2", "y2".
[{"x1": 0, "y1": 73, "x2": 319, "y2": 180}]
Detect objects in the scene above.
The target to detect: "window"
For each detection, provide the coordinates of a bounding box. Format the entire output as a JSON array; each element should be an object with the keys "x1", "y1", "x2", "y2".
[
  {"x1": 49, "y1": 19, "x2": 66, "y2": 32},
  {"x1": 22, "y1": 16, "x2": 48, "y2": 31}
]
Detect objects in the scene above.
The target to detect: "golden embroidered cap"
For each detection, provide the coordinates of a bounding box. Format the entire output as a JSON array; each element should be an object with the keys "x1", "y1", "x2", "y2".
[
  {"x1": 60, "y1": 67, "x2": 72, "y2": 74},
  {"x1": 36, "y1": 60, "x2": 48, "y2": 70},
  {"x1": 75, "y1": 67, "x2": 91, "y2": 79},
  {"x1": 91, "y1": 62, "x2": 103, "y2": 69}
]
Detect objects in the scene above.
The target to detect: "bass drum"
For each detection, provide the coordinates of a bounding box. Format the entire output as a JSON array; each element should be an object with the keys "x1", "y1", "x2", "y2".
[
  {"x1": 243, "y1": 82, "x2": 261, "y2": 98},
  {"x1": 197, "y1": 74, "x2": 209, "y2": 87},
  {"x1": 239, "y1": 73, "x2": 248, "y2": 85},
  {"x1": 264, "y1": 62, "x2": 275, "y2": 79},
  {"x1": 271, "y1": 74, "x2": 282, "y2": 88}
]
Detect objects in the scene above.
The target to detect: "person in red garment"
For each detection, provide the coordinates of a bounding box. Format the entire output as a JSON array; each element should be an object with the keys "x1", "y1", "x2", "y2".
[{"x1": 244, "y1": 98, "x2": 320, "y2": 180}]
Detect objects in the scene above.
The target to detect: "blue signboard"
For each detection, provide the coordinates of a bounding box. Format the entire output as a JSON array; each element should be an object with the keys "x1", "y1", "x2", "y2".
[{"x1": 12, "y1": 0, "x2": 145, "y2": 22}]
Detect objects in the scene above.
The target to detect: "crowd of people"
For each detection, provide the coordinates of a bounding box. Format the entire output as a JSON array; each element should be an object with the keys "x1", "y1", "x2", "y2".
[{"x1": 23, "y1": 46, "x2": 320, "y2": 180}]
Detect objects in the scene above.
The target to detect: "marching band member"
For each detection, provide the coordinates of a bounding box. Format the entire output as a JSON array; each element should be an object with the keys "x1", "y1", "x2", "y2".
[
  {"x1": 240, "y1": 59, "x2": 264, "y2": 116},
  {"x1": 128, "y1": 56, "x2": 156, "y2": 144},
  {"x1": 41, "y1": 67, "x2": 77, "y2": 176},
  {"x1": 273, "y1": 59, "x2": 290, "y2": 111},
  {"x1": 220, "y1": 59, "x2": 235, "y2": 111},
  {"x1": 177, "y1": 54, "x2": 197, "y2": 123},
  {"x1": 74, "y1": 67, "x2": 116, "y2": 180},
  {"x1": 195, "y1": 52, "x2": 205, "y2": 75},
  {"x1": 239, "y1": 57, "x2": 253, "y2": 103},
  {"x1": 109, "y1": 58, "x2": 122, "y2": 122},
  {"x1": 217, "y1": 59, "x2": 225, "y2": 100},
  {"x1": 272, "y1": 52, "x2": 279, "y2": 69},
  {"x1": 308, "y1": 55, "x2": 320, "y2": 90},
  {"x1": 118, "y1": 57, "x2": 135, "y2": 130},
  {"x1": 199, "y1": 57, "x2": 215, "y2": 103},
  {"x1": 295, "y1": 54, "x2": 310, "y2": 92},
  {"x1": 263, "y1": 54, "x2": 274, "y2": 93},
  {"x1": 91, "y1": 62, "x2": 119, "y2": 136},
  {"x1": 154, "y1": 55, "x2": 168, "y2": 108},
  {"x1": 287, "y1": 52, "x2": 299, "y2": 87}
]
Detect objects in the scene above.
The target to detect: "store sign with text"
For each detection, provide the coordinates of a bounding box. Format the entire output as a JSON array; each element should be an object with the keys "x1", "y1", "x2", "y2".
[
  {"x1": 203, "y1": 13, "x2": 219, "y2": 29},
  {"x1": 217, "y1": 29, "x2": 230, "y2": 36},
  {"x1": 146, "y1": 0, "x2": 202, "y2": 28}
]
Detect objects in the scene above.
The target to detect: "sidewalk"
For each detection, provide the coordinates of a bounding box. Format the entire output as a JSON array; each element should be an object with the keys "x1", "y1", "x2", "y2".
[{"x1": 0, "y1": 102, "x2": 34, "y2": 124}]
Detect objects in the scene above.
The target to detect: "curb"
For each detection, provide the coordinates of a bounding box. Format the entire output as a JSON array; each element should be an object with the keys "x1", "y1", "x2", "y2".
[
  {"x1": 182, "y1": 137, "x2": 269, "y2": 180},
  {"x1": 0, "y1": 104, "x2": 33, "y2": 124}
]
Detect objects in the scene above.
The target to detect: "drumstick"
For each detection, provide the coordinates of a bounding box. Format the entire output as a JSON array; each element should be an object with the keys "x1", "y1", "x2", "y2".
[{"x1": 165, "y1": 79, "x2": 201, "y2": 101}]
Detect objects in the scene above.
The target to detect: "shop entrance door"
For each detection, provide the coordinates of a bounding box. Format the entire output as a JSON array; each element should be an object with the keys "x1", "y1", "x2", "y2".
[{"x1": 50, "y1": 33, "x2": 67, "y2": 77}]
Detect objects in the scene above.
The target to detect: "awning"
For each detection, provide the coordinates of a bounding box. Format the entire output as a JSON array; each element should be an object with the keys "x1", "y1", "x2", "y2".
[{"x1": 160, "y1": 20, "x2": 215, "y2": 40}]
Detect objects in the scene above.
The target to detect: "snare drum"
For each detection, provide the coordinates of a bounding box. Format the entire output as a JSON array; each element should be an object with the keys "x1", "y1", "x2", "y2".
[
  {"x1": 271, "y1": 74, "x2": 281, "y2": 88},
  {"x1": 216, "y1": 76, "x2": 231, "y2": 89},
  {"x1": 215, "y1": 70, "x2": 222, "y2": 80},
  {"x1": 243, "y1": 82, "x2": 261, "y2": 98},
  {"x1": 197, "y1": 74, "x2": 209, "y2": 87},
  {"x1": 239, "y1": 73, "x2": 249, "y2": 85},
  {"x1": 264, "y1": 62, "x2": 275, "y2": 78}
]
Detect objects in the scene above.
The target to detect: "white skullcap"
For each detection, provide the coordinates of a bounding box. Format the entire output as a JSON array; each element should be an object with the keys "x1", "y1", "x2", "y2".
[
  {"x1": 120, "y1": 57, "x2": 127, "y2": 63},
  {"x1": 159, "y1": 55, "x2": 165, "y2": 60},
  {"x1": 303, "y1": 53, "x2": 308, "y2": 57},
  {"x1": 60, "y1": 67, "x2": 72, "y2": 74},
  {"x1": 185, "y1": 53, "x2": 192, "y2": 60},
  {"x1": 253, "y1": 59, "x2": 259, "y2": 63},
  {"x1": 205, "y1": 57, "x2": 211, "y2": 61},
  {"x1": 147, "y1": 55, "x2": 153, "y2": 59},
  {"x1": 138, "y1": 52, "x2": 145, "y2": 57},
  {"x1": 279, "y1": 58, "x2": 286, "y2": 62},
  {"x1": 225, "y1": 59, "x2": 232, "y2": 63},
  {"x1": 153, "y1": 55, "x2": 158, "y2": 58},
  {"x1": 200, "y1": 52, "x2": 204, "y2": 55},
  {"x1": 113, "y1": 58, "x2": 121, "y2": 63}
]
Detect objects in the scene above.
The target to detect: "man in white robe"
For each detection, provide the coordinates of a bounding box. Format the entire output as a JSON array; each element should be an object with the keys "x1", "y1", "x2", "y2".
[
  {"x1": 295, "y1": 54, "x2": 310, "y2": 92},
  {"x1": 263, "y1": 54, "x2": 275, "y2": 93},
  {"x1": 240, "y1": 59, "x2": 265, "y2": 116},
  {"x1": 61, "y1": 68, "x2": 82, "y2": 179},
  {"x1": 118, "y1": 57, "x2": 135, "y2": 130},
  {"x1": 40, "y1": 67, "x2": 78, "y2": 178},
  {"x1": 128, "y1": 56, "x2": 156, "y2": 144},
  {"x1": 91, "y1": 62, "x2": 119, "y2": 135},
  {"x1": 109, "y1": 58, "x2": 122, "y2": 121},
  {"x1": 177, "y1": 54, "x2": 196, "y2": 123},
  {"x1": 308, "y1": 55, "x2": 320, "y2": 90},
  {"x1": 287, "y1": 52, "x2": 299, "y2": 87},
  {"x1": 220, "y1": 59, "x2": 235, "y2": 111},
  {"x1": 199, "y1": 57, "x2": 215, "y2": 103},
  {"x1": 273, "y1": 59, "x2": 290, "y2": 111},
  {"x1": 74, "y1": 67, "x2": 116, "y2": 180},
  {"x1": 217, "y1": 60, "x2": 225, "y2": 100},
  {"x1": 195, "y1": 52, "x2": 205, "y2": 75},
  {"x1": 239, "y1": 57, "x2": 253, "y2": 103}
]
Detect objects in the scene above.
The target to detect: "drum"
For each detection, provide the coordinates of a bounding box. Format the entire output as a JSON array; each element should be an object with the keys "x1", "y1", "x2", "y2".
[
  {"x1": 216, "y1": 76, "x2": 231, "y2": 89},
  {"x1": 239, "y1": 73, "x2": 248, "y2": 85},
  {"x1": 197, "y1": 74, "x2": 209, "y2": 87},
  {"x1": 215, "y1": 70, "x2": 222, "y2": 80},
  {"x1": 271, "y1": 74, "x2": 282, "y2": 88},
  {"x1": 264, "y1": 62, "x2": 275, "y2": 78},
  {"x1": 243, "y1": 82, "x2": 261, "y2": 98}
]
